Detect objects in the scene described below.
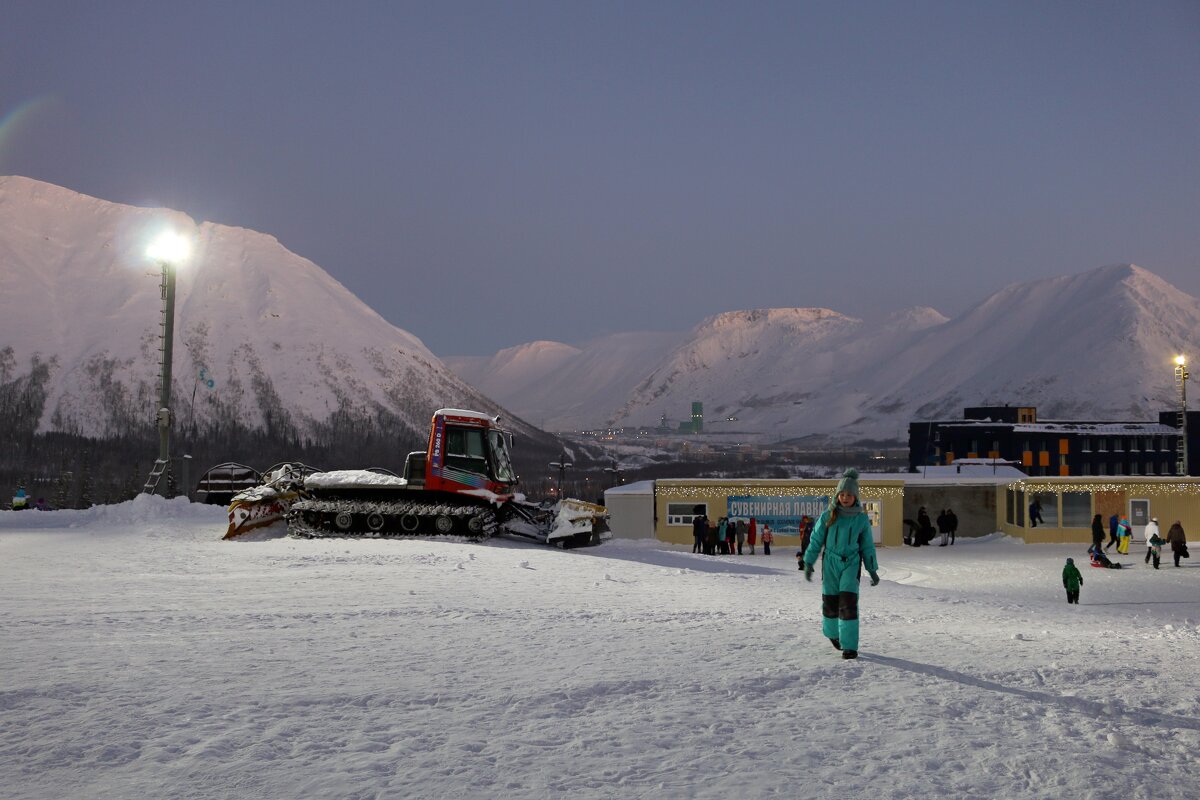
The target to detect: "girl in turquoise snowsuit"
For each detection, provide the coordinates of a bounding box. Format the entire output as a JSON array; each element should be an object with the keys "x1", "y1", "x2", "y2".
[{"x1": 803, "y1": 469, "x2": 879, "y2": 660}]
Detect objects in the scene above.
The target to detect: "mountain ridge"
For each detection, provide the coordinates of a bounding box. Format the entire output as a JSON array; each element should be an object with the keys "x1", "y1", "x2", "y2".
[
  {"x1": 5, "y1": 176, "x2": 1198, "y2": 453},
  {"x1": 449, "y1": 264, "x2": 1200, "y2": 440}
]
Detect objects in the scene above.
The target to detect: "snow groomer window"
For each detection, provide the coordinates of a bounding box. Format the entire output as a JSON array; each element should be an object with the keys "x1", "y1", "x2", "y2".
[{"x1": 445, "y1": 427, "x2": 487, "y2": 474}]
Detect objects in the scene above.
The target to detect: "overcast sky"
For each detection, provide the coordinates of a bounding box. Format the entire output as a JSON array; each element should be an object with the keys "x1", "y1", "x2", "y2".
[{"x1": 3, "y1": 1, "x2": 1198, "y2": 356}]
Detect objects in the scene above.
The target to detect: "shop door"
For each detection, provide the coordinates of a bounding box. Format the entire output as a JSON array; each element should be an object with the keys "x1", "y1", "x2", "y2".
[
  {"x1": 1129, "y1": 498, "x2": 1150, "y2": 541},
  {"x1": 864, "y1": 500, "x2": 882, "y2": 544}
]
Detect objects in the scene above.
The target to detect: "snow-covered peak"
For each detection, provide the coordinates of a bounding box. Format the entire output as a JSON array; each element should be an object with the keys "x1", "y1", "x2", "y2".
[
  {"x1": 879, "y1": 306, "x2": 949, "y2": 331},
  {"x1": 0, "y1": 176, "x2": 522, "y2": 443}
]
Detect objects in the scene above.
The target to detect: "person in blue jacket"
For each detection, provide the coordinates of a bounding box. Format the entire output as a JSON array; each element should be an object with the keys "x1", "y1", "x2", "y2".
[{"x1": 803, "y1": 468, "x2": 879, "y2": 660}]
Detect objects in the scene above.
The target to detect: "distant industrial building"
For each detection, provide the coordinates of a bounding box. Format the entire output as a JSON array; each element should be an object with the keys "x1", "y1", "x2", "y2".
[{"x1": 909, "y1": 406, "x2": 1199, "y2": 477}]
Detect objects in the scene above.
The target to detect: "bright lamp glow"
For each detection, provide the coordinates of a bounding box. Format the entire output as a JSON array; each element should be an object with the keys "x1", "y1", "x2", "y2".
[
  {"x1": 1176, "y1": 354, "x2": 1187, "y2": 366},
  {"x1": 146, "y1": 231, "x2": 191, "y2": 266}
]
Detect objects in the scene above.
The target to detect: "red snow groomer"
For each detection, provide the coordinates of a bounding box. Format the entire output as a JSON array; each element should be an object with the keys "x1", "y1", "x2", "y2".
[{"x1": 228, "y1": 408, "x2": 608, "y2": 548}]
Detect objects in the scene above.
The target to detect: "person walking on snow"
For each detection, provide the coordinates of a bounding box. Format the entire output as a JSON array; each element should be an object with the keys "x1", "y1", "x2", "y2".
[
  {"x1": 747, "y1": 517, "x2": 757, "y2": 554},
  {"x1": 803, "y1": 468, "x2": 880, "y2": 660},
  {"x1": 1144, "y1": 517, "x2": 1161, "y2": 565},
  {"x1": 937, "y1": 509, "x2": 950, "y2": 546},
  {"x1": 1147, "y1": 527, "x2": 1165, "y2": 570},
  {"x1": 1166, "y1": 521, "x2": 1188, "y2": 568},
  {"x1": 736, "y1": 518, "x2": 747, "y2": 554},
  {"x1": 761, "y1": 523, "x2": 773, "y2": 555},
  {"x1": 1062, "y1": 558, "x2": 1083, "y2": 604},
  {"x1": 1105, "y1": 513, "x2": 1120, "y2": 551},
  {"x1": 946, "y1": 507, "x2": 958, "y2": 545},
  {"x1": 1116, "y1": 516, "x2": 1133, "y2": 555}
]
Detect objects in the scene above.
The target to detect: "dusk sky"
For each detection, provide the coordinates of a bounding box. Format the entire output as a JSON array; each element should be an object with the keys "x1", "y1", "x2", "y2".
[{"x1": 3, "y1": 2, "x2": 1198, "y2": 356}]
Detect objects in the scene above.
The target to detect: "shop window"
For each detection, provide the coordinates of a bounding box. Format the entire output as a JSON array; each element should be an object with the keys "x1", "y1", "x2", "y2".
[
  {"x1": 667, "y1": 502, "x2": 706, "y2": 526},
  {"x1": 1032, "y1": 491, "x2": 1058, "y2": 526},
  {"x1": 1062, "y1": 492, "x2": 1091, "y2": 527}
]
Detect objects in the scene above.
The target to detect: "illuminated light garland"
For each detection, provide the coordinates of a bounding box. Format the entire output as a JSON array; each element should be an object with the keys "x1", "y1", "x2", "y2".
[
  {"x1": 1006, "y1": 479, "x2": 1200, "y2": 496},
  {"x1": 654, "y1": 482, "x2": 906, "y2": 499}
]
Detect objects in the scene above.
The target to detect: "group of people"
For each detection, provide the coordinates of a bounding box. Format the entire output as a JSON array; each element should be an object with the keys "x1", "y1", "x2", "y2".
[
  {"x1": 691, "y1": 514, "x2": 774, "y2": 555},
  {"x1": 1071, "y1": 515, "x2": 1191, "y2": 600},
  {"x1": 9, "y1": 486, "x2": 49, "y2": 511},
  {"x1": 696, "y1": 473, "x2": 1196, "y2": 649},
  {"x1": 1143, "y1": 516, "x2": 1190, "y2": 569},
  {"x1": 690, "y1": 512, "x2": 824, "y2": 557},
  {"x1": 905, "y1": 506, "x2": 958, "y2": 547},
  {"x1": 1088, "y1": 513, "x2": 1190, "y2": 566}
]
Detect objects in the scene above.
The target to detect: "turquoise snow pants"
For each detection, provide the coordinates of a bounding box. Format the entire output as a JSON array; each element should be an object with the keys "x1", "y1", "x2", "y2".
[{"x1": 820, "y1": 554, "x2": 862, "y2": 650}]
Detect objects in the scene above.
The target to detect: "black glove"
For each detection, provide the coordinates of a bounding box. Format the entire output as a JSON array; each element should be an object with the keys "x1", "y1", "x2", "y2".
[
  {"x1": 869, "y1": 571, "x2": 880, "y2": 586},
  {"x1": 804, "y1": 563, "x2": 813, "y2": 582}
]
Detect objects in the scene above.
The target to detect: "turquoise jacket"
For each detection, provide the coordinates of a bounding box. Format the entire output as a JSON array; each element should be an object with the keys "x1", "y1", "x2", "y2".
[{"x1": 803, "y1": 506, "x2": 878, "y2": 594}]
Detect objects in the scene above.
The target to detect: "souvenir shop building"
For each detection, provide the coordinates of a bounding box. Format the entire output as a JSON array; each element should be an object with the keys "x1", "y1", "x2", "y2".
[{"x1": 603, "y1": 474, "x2": 1200, "y2": 547}]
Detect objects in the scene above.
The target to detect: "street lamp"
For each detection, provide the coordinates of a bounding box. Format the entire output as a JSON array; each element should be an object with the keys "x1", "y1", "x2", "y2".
[
  {"x1": 603, "y1": 460, "x2": 623, "y2": 488},
  {"x1": 142, "y1": 230, "x2": 191, "y2": 495},
  {"x1": 549, "y1": 454, "x2": 573, "y2": 502},
  {"x1": 1175, "y1": 354, "x2": 1189, "y2": 476}
]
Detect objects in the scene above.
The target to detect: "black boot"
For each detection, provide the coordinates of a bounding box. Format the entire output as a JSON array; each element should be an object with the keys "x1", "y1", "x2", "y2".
[
  {"x1": 842, "y1": 650, "x2": 858, "y2": 660},
  {"x1": 830, "y1": 638, "x2": 841, "y2": 651}
]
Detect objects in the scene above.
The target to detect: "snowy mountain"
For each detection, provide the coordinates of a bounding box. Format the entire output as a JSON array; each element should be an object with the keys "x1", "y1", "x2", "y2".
[
  {"x1": 449, "y1": 266, "x2": 1200, "y2": 442},
  {"x1": 0, "y1": 176, "x2": 540, "y2": 449},
  {"x1": 6, "y1": 176, "x2": 1196, "y2": 452},
  {"x1": 444, "y1": 331, "x2": 686, "y2": 431}
]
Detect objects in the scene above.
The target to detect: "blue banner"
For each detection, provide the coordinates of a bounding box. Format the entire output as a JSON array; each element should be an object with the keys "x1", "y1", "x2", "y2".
[{"x1": 727, "y1": 495, "x2": 828, "y2": 535}]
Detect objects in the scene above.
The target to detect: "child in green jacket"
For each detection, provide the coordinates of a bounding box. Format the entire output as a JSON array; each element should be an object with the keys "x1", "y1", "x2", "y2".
[{"x1": 1063, "y1": 557, "x2": 1083, "y2": 604}]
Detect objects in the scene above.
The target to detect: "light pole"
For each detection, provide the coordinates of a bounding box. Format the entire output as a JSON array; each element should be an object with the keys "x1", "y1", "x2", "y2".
[
  {"x1": 143, "y1": 231, "x2": 191, "y2": 496},
  {"x1": 549, "y1": 454, "x2": 573, "y2": 502},
  {"x1": 603, "y1": 460, "x2": 623, "y2": 488},
  {"x1": 1176, "y1": 354, "x2": 1189, "y2": 476}
]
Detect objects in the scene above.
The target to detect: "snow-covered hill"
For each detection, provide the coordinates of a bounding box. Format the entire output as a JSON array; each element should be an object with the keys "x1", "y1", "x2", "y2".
[
  {"x1": 450, "y1": 266, "x2": 1200, "y2": 441},
  {"x1": 0, "y1": 176, "x2": 533, "y2": 444}
]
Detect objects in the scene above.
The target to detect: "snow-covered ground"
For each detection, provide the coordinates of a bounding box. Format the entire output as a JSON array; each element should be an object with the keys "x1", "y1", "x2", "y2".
[{"x1": 2, "y1": 497, "x2": 1198, "y2": 799}]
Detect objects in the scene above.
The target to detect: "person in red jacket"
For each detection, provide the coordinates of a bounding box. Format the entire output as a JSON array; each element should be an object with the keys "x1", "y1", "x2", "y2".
[
  {"x1": 747, "y1": 517, "x2": 758, "y2": 554},
  {"x1": 761, "y1": 523, "x2": 773, "y2": 555}
]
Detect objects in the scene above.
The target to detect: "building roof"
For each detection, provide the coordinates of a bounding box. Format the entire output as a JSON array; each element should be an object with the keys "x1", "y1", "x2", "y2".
[
  {"x1": 604, "y1": 480, "x2": 656, "y2": 496},
  {"x1": 915, "y1": 418, "x2": 1178, "y2": 435}
]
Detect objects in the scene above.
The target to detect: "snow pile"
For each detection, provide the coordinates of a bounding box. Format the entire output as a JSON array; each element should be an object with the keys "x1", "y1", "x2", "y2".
[{"x1": 2, "y1": 501, "x2": 1199, "y2": 798}]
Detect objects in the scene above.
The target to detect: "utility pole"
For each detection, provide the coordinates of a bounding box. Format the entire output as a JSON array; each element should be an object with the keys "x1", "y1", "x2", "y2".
[
  {"x1": 1176, "y1": 355, "x2": 1189, "y2": 476},
  {"x1": 142, "y1": 231, "x2": 190, "y2": 496}
]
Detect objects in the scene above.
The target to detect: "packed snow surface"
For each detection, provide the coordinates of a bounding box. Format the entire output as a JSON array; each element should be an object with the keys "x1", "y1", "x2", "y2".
[{"x1": 2, "y1": 496, "x2": 1199, "y2": 799}]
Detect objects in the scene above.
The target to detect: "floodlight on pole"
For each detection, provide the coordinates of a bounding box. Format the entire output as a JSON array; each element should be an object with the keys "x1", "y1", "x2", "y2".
[
  {"x1": 1175, "y1": 354, "x2": 1189, "y2": 476},
  {"x1": 142, "y1": 230, "x2": 191, "y2": 496},
  {"x1": 549, "y1": 455, "x2": 573, "y2": 501}
]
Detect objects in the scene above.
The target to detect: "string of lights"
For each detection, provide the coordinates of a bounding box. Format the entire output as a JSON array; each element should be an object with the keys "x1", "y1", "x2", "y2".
[
  {"x1": 1005, "y1": 479, "x2": 1200, "y2": 496},
  {"x1": 654, "y1": 481, "x2": 906, "y2": 499}
]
